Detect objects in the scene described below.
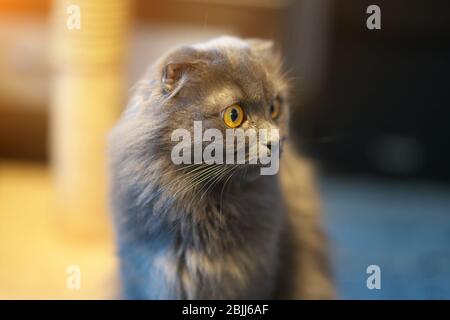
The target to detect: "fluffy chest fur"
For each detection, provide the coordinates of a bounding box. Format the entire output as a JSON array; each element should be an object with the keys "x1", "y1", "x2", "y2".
[{"x1": 113, "y1": 170, "x2": 286, "y2": 299}]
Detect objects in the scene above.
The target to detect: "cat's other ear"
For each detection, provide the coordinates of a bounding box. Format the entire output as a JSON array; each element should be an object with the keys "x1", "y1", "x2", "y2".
[
  {"x1": 247, "y1": 38, "x2": 275, "y2": 59},
  {"x1": 247, "y1": 38, "x2": 283, "y2": 74}
]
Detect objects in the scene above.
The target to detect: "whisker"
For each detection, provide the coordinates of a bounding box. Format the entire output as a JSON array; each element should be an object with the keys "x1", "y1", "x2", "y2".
[
  {"x1": 198, "y1": 165, "x2": 235, "y2": 202},
  {"x1": 186, "y1": 165, "x2": 233, "y2": 209},
  {"x1": 171, "y1": 164, "x2": 223, "y2": 199},
  {"x1": 219, "y1": 165, "x2": 239, "y2": 215},
  {"x1": 186, "y1": 165, "x2": 229, "y2": 201}
]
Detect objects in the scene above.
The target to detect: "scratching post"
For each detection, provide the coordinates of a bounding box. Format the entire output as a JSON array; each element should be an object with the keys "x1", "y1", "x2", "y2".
[{"x1": 50, "y1": 0, "x2": 130, "y2": 236}]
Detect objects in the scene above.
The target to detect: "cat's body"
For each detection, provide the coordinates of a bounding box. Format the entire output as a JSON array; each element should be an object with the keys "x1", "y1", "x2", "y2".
[{"x1": 109, "y1": 36, "x2": 334, "y2": 299}]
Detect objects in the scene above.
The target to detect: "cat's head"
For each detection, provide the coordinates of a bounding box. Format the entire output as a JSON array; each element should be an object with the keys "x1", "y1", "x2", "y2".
[
  {"x1": 110, "y1": 36, "x2": 290, "y2": 204},
  {"x1": 156, "y1": 36, "x2": 289, "y2": 131}
]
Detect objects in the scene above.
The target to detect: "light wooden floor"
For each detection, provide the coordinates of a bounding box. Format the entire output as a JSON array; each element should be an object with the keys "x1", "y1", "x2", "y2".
[{"x1": 0, "y1": 161, "x2": 117, "y2": 299}]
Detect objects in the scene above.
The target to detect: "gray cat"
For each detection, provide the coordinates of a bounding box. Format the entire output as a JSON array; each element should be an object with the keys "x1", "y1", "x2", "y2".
[{"x1": 108, "y1": 36, "x2": 334, "y2": 299}]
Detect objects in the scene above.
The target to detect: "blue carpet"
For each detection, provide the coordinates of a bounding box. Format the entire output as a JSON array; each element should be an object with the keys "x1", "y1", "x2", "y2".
[{"x1": 319, "y1": 176, "x2": 450, "y2": 299}]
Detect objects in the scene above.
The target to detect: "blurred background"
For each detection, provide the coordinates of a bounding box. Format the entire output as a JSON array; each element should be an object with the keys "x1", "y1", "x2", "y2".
[{"x1": 0, "y1": 0, "x2": 449, "y2": 299}]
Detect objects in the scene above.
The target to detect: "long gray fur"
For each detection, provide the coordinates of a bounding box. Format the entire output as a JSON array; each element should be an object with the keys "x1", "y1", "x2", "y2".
[{"x1": 108, "y1": 36, "x2": 334, "y2": 299}]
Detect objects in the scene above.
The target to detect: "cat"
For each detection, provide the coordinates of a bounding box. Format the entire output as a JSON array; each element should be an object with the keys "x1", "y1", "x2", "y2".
[{"x1": 108, "y1": 36, "x2": 334, "y2": 299}]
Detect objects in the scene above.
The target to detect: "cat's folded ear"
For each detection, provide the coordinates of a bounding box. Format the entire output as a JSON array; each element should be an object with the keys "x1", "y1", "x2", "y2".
[
  {"x1": 247, "y1": 38, "x2": 283, "y2": 73},
  {"x1": 160, "y1": 47, "x2": 203, "y2": 96},
  {"x1": 247, "y1": 38, "x2": 275, "y2": 59},
  {"x1": 161, "y1": 62, "x2": 187, "y2": 95}
]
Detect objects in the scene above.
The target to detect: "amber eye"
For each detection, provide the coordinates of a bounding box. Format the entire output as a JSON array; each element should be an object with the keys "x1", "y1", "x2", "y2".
[
  {"x1": 270, "y1": 97, "x2": 282, "y2": 119},
  {"x1": 223, "y1": 104, "x2": 244, "y2": 128}
]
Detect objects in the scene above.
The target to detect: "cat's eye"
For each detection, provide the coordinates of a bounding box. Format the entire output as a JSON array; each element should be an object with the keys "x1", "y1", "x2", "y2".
[
  {"x1": 270, "y1": 97, "x2": 282, "y2": 120},
  {"x1": 223, "y1": 104, "x2": 244, "y2": 128}
]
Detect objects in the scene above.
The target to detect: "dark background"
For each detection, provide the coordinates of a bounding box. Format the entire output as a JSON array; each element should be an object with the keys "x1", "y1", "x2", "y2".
[{"x1": 294, "y1": 0, "x2": 450, "y2": 181}]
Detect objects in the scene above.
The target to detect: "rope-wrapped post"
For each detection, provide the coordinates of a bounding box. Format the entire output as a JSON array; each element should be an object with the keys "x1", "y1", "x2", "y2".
[{"x1": 50, "y1": 0, "x2": 130, "y2": 237}]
